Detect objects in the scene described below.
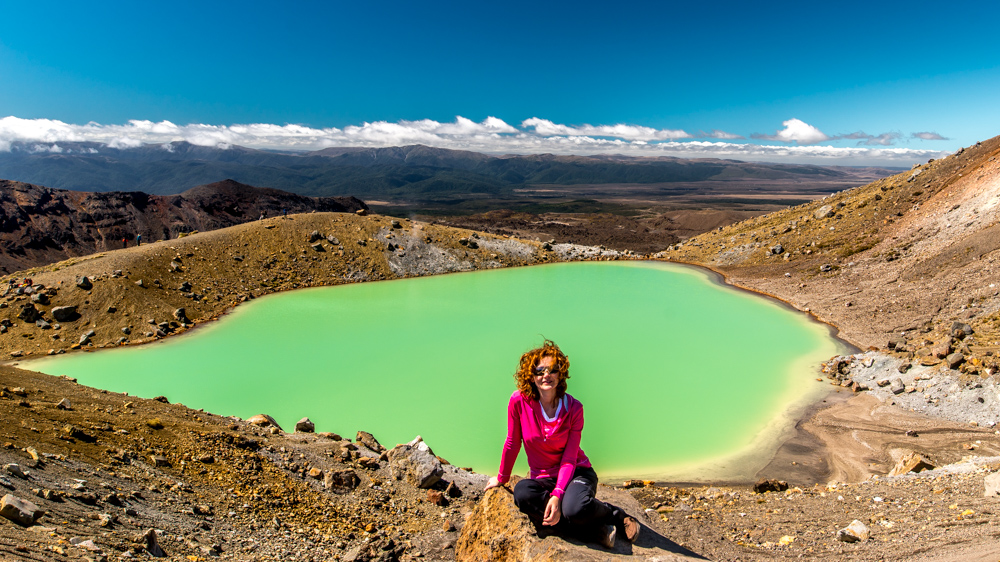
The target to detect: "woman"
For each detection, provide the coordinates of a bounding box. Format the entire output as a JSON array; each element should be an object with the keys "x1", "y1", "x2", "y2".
[{"x1": 484, "y1": 340, "x2": 640, "y2": 548}]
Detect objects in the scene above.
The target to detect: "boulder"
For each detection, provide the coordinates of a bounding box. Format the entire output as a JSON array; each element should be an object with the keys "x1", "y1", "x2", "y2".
[
  {"x1": 57, "y1": 398, "x2": 71, "y2": 410},
  {"x1": 324, "y1": 469, "x2": 360, "y2": 494},
  {"x1": 357, "y1": 431, "x2": 386, "y2": 453},
  {"x1": 246, "y1": 414, "x2": 284, "y2": 432},
  {"x1": 173, "y1": 308, "x2": 189, "y2": 323},
  {"x1": 752, "y1": 478, "x2": 788, "y2": 493},
  {"x1": 76, "y1": 276, "x2": 93, "y2": 290},
  {"x1": 770, "y1": 244, "x2": 784, "y2": 255},
  {"x1": 144, "y1": 528, "x2": 167, "y2": 557},
  {"x1": 951, "y1": 322, "x2": 973, "y2": 338},
  {"x1": 309, "y1": 230, "x2": 322, "y2": 242},
  {"x1": 389, "y1": 437, "x2": 444, "y2": 489},
  {"x1": 888, "y1": 452, "x2": 935, "y2": 476},
  {"x1": 50, "y1": 306, "x2": 78, "y2": 322},
  {"x1": 0, "y1": 494, "x2": 43, "y2": 526},
  {"x1": 814, "y1": 205, "x2": 835, "y2": 219},
  {"x1": 17, "y1": 303, "x2": 39, "y2": 323},
  {"x1": 30, "y1": 293, "x2": 48, "y2": 305},
  {"x1": 837, "y1": 519, "x2": 869, "y2": 543},
  {"x1": 295, "y1": 417, "x2": 315, "y2": 433},
  {"x1": 3, "y1": 464, "x2": 27, "y2": 479}
]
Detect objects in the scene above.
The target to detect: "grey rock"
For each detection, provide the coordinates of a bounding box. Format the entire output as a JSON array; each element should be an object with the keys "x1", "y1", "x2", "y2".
[
  {"x1": 35, "y1": 318, "x2": 51, "y2": 329},
  {"x1": 888, "y1": 336, "x2": 906, "y2": 350},
  {"x1": 898, "y1": 362, "x2": 912, "y2": 373},
  {"x1": 891, "y1": 378, "x2": 905, "y2": 394},
  {"x1": 121, "y1": 326, "x2": 131, "y2": 335},
  {"x1": 770, "y1": 244, "x2": 784, "y2": 255},
  {"x1": 295, "y1": 417, "x2": 315, "y2": 433},
  {"x1": 819, "y1": 264, "x2": 833, "y2": 272},
  {"x1": 311, "y1": 243, "x2": 325, "y2": 252},
  {"x1": 57, "y1": 398, "x2": 71, "y2": 410},
  {"x1": 952, "y1": 321, "x2": 974, "y2": 337},
  {"x1": 837, "y1": 519, "x2": 870, "y2": 542},
  {"x1": 0, "y1": 477, "x2": 12, "y2": 490},
  {"x1": 144, "y1": 528, "x2": 167, "y2": 557},
  {"x1": 76, "y1": 276, "x2": 93, "y2": 290},
  {"x1": 946, "y1": 352, "x2": 965, "y2": 369},
  {"x1": 815, "y1": 205, "x2": 835, "y2": 219},
  {"x1": 391, "y1": 219, "x2": 401, "y2": 228},
  {"x1": 326, "y1": 235, "x2": 340, "y2": 245},
  {"x1": 30, "y1": 292, "x2": 49, "y2": 305},
  {"x1": 51, "y1": 306, "x2": 78, "y2": 322},
  {"x1": 135, "y1": 279, "x2": 146, "y2": 288},
  {"x1": 985, "y1": 472, "x2": 1000, "y2": 497},
  {"x1": 389, "y1": 437, "x2": 443, "y2": 489},
  {"x1": 79, "y1": 330, "x2": 96, "y2": 345},
  {"x1": 173, "y1": 308, "x2": 188, "y2": 323},
  {"x1": 179, "y1": 281, "x2": 192, "y2": 292},
  {"x1": 246, "y1": 414, "x2": 284, "y2": 432},
  {"x1": 309, "y1": 230, "x2": 322, "y2": 243},
  {"x1": 0, "y1": 494, "x2": 43, "y2": 526}
]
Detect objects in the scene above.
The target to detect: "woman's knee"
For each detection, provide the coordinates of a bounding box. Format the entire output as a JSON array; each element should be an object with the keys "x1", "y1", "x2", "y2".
[{"x1": 560, "y1": 485, "x2": 594, "y2": 522}]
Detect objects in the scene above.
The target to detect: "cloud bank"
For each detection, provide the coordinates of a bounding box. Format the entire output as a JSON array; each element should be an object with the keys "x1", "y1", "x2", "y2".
[{"x1": 0, "y1": 115, "x2": 950, "y2": 165}]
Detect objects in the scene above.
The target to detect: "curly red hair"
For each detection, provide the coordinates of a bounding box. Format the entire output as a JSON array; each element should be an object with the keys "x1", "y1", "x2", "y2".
[{"x1": 514, "y1": 340, "x2": 570, "y2": 401}]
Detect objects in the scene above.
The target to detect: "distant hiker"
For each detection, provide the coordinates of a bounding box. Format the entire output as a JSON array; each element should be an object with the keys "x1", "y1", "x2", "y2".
[
  {"x1": 484, "y1": 340, "x2": 640, "y2": 548},
  {"x1": 136, "y1": 234, "x2": 142, "y2": 246},
  {"x1": 282, "y1": 208, "x2": 287, "y2": 219},
  {"x1": 259, "y1": 211, "x2": 266, "y2": 221},
  {"x1": 122, "y1": 237, "x2": 127, "y2": 248}
]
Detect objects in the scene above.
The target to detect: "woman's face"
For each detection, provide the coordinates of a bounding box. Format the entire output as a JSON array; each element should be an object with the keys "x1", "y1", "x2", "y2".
[{"x1": 533, "y1": 355, "x2": 559, "y2": 394}]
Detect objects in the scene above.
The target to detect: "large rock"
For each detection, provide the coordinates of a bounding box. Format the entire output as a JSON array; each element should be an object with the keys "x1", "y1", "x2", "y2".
[
  {"x1": 753, "y1": 478, "x2": 788, "y2": 493},
  {"x1": 50, "y1": 306, "x2": 78, "y2": 322},
  {"x1": 0, "y1": 494, "x2": 43, "y2": 526},
  {"x1": 388, "y1": 437, "x2": 444, "y2": 489},
  {"x1": 945, "y1": 352, "x2": 965, "y2": 369},
  {"x1": 76, "y1": 276, "x2": 93, "y2": 290},
  {"x1": 456, "y1": 482, "x2": 695, "y2": 561},
  {"x1": 888, "y1": 452, "x2": 935, "y2": 476}
]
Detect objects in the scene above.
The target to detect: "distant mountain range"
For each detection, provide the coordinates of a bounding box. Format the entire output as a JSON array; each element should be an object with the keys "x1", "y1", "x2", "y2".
[
  {"x1": 0, "y1": 142, "x2": 902, "y2": 203},
  {"x1": 0, "y1": 178, "x2": 365, "y2": 273}
]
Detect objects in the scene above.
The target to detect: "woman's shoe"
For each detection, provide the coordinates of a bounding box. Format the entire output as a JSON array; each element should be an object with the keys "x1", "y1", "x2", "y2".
[
  {"x1": 622, "y1": 516, "x2": 641, "y2": 543},
  {"x1": 598, "y1": 524, "x2": 617, "y2": 548}
]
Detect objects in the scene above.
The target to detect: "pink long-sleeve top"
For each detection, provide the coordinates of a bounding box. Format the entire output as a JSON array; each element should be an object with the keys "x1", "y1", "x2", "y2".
[{"x1": 496, "y1": 390, "x2": 591, "y2": 499}]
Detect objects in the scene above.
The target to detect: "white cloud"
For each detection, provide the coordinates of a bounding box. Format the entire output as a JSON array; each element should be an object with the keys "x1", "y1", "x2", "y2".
[
  {"x1": 912, "y1": 131, "x2": 948, "y2": 141},
  {"x1": 0, "y1": 115, "x2": 952, "y2": 166},
  {"x1": 752, "y1": 118, "x2": 830, "y2": 145},
  {"x1": 521, "y1": 118, "x2": 690, "y2": 141}
]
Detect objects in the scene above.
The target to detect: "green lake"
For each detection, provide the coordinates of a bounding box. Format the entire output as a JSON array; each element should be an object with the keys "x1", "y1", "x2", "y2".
[{"x1": 25, "y1": 261, "x2": 846, "y2": 482}]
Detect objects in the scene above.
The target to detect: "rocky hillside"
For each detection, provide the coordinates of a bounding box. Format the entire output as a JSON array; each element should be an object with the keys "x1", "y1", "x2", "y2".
[
  {"x1": 0, "y1": 179, "x2": 366, "y2": 273},
  {"x1": 666, "y1": 134, "x2": 1000, "y2": 368}
]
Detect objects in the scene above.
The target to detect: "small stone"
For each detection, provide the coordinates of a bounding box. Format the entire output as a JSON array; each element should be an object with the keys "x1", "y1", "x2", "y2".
[
  {"x1": 426, "y1": 489, "x2": 448, "y2": 506},
  {"x1": 307, "y1": 468, "x2": 324, "y2": 479},
  {"x1": 814, "y1": 205, "x2": 834, "y2": 219},
  {"x1": 890, "y1": 379, "x2": 905, "y2": 394},
  {"x1": 76, "y1": 277, "x2": 93, "y2": 290},
  {"x1": 57, "y1": 398, "x2": 71, "y2": 410},
  {"x1": 246, "y1": 414, "x2": 284, "y2": 432},
  {"x1": 324, "y1": 469, "x2": 360, "y2": 494},
  {"x1": 3, "y1": 464, "x2": 27, "y2": 479},
  {"x1": 144, "y1": 528, "x2": 167, "y2": 557},
  {"x1": 135, "y1": 279, "x2": 146, "y2": 288},
  {"x1": 309, "y1": 230, "x2": 322, "y2": 242},
  {"x1": 443, "y1": 519, "x2": 456, "y2": 532},
  {"x1": 753, "y1": 478, "x2": 788, "y2": 493},
  {"x1": 173, "y1": 308, "x2": 188, "y2": 323},
  {"x1": 356, "y1": 431, "x2": 385, "y2": 453},
  {"x1": 145, "y1": 418, "x2": 164, "y2": 429},
  {"x1": 876, "y1": 378, "x2": 890, "y2": 387},
  {"x1": 888, "y1": 452, "x2": 934, "y2": 476},
  {"x1": 295, "y1": 417, "x2": 315, "y2": 433},
  {"x1": 946, "y1": 352, "x2": 965, "y2": 369},
  {"x1": 837, "y1": 519, "x2": 870, "y2": 542},
  {"x1": 150, "y1": 455, "x2": 170, "y2": 468}
]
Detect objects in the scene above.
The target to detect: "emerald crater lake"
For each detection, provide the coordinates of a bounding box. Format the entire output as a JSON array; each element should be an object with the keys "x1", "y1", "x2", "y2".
[{"x1": 26, "y1": 261, "x2": 846, "y2": 482}]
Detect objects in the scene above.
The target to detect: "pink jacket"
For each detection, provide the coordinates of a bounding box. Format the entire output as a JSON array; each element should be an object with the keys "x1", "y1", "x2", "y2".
[{"x1": 496, "y1": 390, "x2": 591, "y2": 499}]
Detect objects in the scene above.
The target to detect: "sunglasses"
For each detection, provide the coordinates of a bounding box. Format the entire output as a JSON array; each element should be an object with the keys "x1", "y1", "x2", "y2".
[{"x1": 534, "y1": 365, "x2": 557, "y2": 376}]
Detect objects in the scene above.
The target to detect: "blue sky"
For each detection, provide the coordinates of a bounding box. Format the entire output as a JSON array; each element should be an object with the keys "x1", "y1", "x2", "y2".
[{"x1": 1, "y1": 0, "x2": 997, "y2": 165}]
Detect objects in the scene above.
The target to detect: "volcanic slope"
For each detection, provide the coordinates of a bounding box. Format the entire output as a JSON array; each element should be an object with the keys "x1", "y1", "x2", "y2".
[
  {"x1": 0, "y1": 179, "x2": 366, "y2": 274},
  {"x1": 666, "y1": 134, "x2": 1000, "y2": 363}
]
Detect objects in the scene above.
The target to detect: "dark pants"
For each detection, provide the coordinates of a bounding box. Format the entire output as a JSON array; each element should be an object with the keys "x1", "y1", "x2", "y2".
[{"x1": 512, "y1": 466, "x2": 614, "y2": 540}]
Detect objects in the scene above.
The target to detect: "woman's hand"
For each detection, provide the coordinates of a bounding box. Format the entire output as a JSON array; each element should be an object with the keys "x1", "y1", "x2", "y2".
[
  {"x1": 542, "y1": 495, "x2": 561, "y2": 526},
  {"x1": 483, "y1": 476, "x2": 501, "y2": 491}
]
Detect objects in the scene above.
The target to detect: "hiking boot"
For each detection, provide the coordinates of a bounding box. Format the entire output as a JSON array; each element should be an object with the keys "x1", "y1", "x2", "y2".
[
  {"x1": 598, "y1": 524, "x2": 616, "y2": 548},
  {"x1": 622, "y1": 516, "x2": 641, "y2": 543}
]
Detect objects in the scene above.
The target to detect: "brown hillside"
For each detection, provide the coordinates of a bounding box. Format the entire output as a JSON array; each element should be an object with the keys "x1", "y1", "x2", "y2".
[{"x1": 665, "y1": 135, "x2": 1000, "y2": 366}]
